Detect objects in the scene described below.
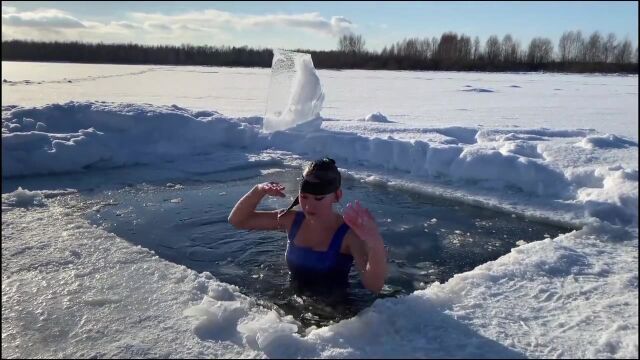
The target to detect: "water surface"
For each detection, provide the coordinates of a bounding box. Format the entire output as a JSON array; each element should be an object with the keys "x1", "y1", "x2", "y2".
[{"x1": 82, "y1": 166, "x2": 569, "y2": 329}]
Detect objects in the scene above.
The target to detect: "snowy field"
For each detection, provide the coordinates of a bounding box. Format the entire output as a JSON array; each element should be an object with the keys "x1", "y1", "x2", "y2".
[{"x1": 2, "y1": 60, "x2": 638, "y2": 358}]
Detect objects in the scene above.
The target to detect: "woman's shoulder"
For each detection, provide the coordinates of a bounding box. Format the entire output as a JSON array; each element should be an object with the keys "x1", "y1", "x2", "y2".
[
  {"x1": 341, "y1": 227, "x2": 365, "y2": 257},
  {"x1": 277, "y1": 209, "x2": 299, "y2": 231}
]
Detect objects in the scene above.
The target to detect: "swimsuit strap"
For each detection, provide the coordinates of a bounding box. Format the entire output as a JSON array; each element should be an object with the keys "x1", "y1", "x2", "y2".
[
  {"x1": 327, "y1": 223, "x2": 350, "y2": 254},
  {"x1": 288, "y1": 211, "x2": 305, "y2": 243}
]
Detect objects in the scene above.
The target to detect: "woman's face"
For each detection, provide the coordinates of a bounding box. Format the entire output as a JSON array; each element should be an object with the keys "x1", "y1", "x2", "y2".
[{"x1": 299, "y1": 190, "x2": 341, "y2": 219}]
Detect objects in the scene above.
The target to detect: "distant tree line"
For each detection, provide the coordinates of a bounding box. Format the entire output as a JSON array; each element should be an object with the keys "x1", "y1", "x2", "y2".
[
  {"x1": 333, "y1": 31, "x2": 637, "y2": 72},
  {"x1": 1, "y1": 40, "x2": 272, "y2": 67},
  {"x1": 2, "y1": 30, "x2": 638, "y2": 73}
]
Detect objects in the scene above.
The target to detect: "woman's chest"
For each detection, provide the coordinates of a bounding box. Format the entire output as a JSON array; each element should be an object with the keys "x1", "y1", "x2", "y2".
[{"x1": 292, "y1": 225, "x2": 349, "y2": 253}]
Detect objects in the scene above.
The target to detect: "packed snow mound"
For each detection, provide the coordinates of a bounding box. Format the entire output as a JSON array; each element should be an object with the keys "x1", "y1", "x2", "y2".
[
  {"x1": 1, "y1": 187, "x2": 78, "y2": 209},
  {"x1": 577, "y1": 134, "x2": 638, "y2": 149},
  {"x1": 476, "y1": 128, "x2": 597, "y2": 142},
  {"x1": 577, "y1": 169, "x2": 639, "y2": 227},
  {"x1": 2, "y1": 102, "x2": 261, "y2": 177},
  {"x1": 362, "y1": 112, "x2": 393, "y2": 123},
  {"x1": 2, "y1": 187, "x2": 45, "y2": 208},
  {"x1": 461, "y1": 87, "x2": 495, "y2": 93},
  {"x1": 449, "y1": 147, "x2": 569, "y2": 196},
  {"x1": 268, "y1": 128, "x2": 570, "y2": 197}
]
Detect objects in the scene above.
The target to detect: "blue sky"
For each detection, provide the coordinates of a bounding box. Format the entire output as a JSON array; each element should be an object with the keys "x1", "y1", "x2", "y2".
[{"x1": 2, "y1": 1, "x2": 637, "y2": 51}]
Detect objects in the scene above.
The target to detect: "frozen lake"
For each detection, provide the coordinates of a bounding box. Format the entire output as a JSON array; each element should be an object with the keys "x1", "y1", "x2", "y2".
[
  {"x1": 2, "y1": 61, "x2": 637, "y2": 140},
  {"x1": 2, "y1": 61, "x2": 637, "y2": 358}
]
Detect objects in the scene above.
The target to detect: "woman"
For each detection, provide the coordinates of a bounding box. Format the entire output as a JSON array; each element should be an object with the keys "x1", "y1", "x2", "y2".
[{"x1": 228, "y1": 158, "x2": 387, "y2": 294}]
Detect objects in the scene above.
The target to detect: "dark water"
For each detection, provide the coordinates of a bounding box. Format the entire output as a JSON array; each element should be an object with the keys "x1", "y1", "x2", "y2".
[{"x1": 81, "y1": 166, "x2": 569, "y2": 329}]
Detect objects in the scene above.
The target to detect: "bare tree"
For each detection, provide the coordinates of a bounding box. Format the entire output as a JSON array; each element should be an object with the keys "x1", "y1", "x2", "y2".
[
  {"x1": 485, "y1": 35, "x2": 501, "y2": 63},
  {"x1": 574, "y1": 30, "x2": 586, "y2": 62},
  {"x1": 615, "y1": 38, "x2": 633, "y2": 64},
  {"x1": 458, "y1": 35, "x2": 472, "y2": 62},
  {"x1": 406, "y1": 38, "x2": 420, "y2": 58},
  {"x1": 501, "y1": 34, "x2": 519, "y2": 63},
  {"x1": 472, "y1": 36, "x2": 481, "y2": 61},
  {"x1": 527, "y1": 37, "x2": 554, "y2": 64},
  {"x1": 338, "y1": 33, "x2": 366, "y2": 53},
  {"x1": 558, "y1": 31, "x2": 571, "y2": 62},
  {"x1": 419, "y1": 37, "x2": 433, "y2": 60},
  {"x1": 436, "y1": 32, "x2": 459, "y2": 62},
  {"x1": 388, "y1": 44, "x2": 396, "y2": 57},
  {"x1": 431, "y1": 36, "x2": 440, "y2": 56},
  {"x1": 585, "y1": 31, "x2": 603, "y2": 62},
  {"x1": 559, "y1": 30, "x2": 586, "y2": 62},
  {"x1": 603, "y1": 33, "x2": 617, "y2": 63}
]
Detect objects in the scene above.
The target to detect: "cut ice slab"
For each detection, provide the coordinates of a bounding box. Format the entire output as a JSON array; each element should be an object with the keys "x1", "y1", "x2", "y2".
[{"x1": 263, "y1": 50, "x2": 325, "y2": 132}]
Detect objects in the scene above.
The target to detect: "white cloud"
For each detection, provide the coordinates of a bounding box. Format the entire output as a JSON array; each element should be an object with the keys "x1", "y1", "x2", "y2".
[
  {"x1": 2, "y1": 5, "x2": 17, "y2": 14},
  {"x1": 129, "y1": 9, "x2": 355, "y2": 36},
  {"x1": 174, "y1": 24, "x2": 205, "y2": 32},
  {"x1": 144, "y1": 21, "x2": 172, "y2": 32},
  {"x1": 1, "y1": 6, "x2": 355, "y2": 47},
  {"x1": 109, "y1": 21, "x2": 142, "y2": 30},
  {"x1": 2, "y1": 8, "x2": 86, "y2": 29}
]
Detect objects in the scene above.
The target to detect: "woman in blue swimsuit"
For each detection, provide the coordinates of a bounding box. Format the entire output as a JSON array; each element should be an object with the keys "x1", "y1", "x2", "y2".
[{"x1": 228, "y1": 158, "x2": 387, "y2": 293}]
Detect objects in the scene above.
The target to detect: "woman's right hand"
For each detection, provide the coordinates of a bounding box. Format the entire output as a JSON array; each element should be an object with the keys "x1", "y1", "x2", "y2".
[{"x1": 256, "y1": 182, "x2": 286, "y2": 197}]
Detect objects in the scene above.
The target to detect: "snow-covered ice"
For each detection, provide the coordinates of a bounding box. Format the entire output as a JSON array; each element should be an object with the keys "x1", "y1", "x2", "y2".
[{"x1": 2, "y1": 60, "x2": 638, "y2": 358}]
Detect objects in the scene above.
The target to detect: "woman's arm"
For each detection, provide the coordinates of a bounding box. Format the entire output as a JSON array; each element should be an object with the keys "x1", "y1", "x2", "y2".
[
  {"x1": 228, "y1": 182, "x2": 293, "y2": 231},
  {"x1": 343, "y1": 201, "x2": 388, "y2": 293}
]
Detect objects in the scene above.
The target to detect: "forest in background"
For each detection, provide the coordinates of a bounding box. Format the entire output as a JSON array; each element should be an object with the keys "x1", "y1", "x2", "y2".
[{"x1": 2, "y1": 31, "x2": 638, "y2": 73}]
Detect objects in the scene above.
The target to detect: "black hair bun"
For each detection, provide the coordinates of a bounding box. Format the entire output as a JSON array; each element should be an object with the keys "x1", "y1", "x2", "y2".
[
  {"x1": 304, "y1": 157, "x2": 341, "y2": 187},
  {"x1": 313, "y1": 157, "x2": 336, "y2": 170}
]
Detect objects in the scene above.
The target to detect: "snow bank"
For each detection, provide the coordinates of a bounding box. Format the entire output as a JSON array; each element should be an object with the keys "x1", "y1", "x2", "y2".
[
  {"x1": 420, "y1": 222, "x2": 638, "y2": 359},
  {"x1": 2, "y1": 102, "x2": 260, "y2": 177},
  {"x1": 3, "y1": 101, "x2": 638, "y2": 227},
  {"x1": 268, "y1": 127, "x2": 570, "y2": 197},
  {"x1": 2, "y1": 199, "x2": 261, "y2": 358},
  {"x1": 577, "y1": 134, "x2": 638, "y2": 149},
  {"x1": 577, "y1": 168, "x2": 639, "y2": 227},
  {"x1": 362, "y1": 112, "x2": 392, "y2": 123},
  {"x1": 1, "y1": 186, "x2": 45, "y2": 208},
  {"x1": 1, "y1": 187, "x2": 78, "y2": 210}
]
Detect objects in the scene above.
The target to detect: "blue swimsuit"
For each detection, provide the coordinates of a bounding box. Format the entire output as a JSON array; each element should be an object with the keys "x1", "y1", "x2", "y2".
[{"x1": 286, "y1": 211, "x2": 354, "y2": 288}]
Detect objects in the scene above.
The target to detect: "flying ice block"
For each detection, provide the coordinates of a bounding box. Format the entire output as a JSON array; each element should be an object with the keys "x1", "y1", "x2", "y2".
[{"x1": 263, "y1": 49, "x2": 325, "y2": 132}]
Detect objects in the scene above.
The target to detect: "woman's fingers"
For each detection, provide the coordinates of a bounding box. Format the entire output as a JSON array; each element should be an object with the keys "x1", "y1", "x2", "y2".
[
  {"x1": 344, "y1": 203, "x2": 363, "y2": 227},
  {"x1": 344, "y1": 206, "x2": 359, "y2": 226},
  {"x1": 272, "y1": 190, "x2": 285, "y2": 197},
  {"x1": 343, "y1": 205, "x2": 355, "y2": 219},
  {"x1": 343, "y1": 201, "x2": 378, "y2": 232},
  {"x1": 346, "y1": 201, "x2": 367, "y2": 216},
  {"x1": 261, "y1": 182, "x2": 285, "y2": 197}
]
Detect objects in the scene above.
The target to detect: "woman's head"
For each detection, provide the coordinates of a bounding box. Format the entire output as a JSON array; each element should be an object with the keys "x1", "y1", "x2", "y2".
[{"x1": 283, "y1": 158, "x2": 342, "y2": 218}]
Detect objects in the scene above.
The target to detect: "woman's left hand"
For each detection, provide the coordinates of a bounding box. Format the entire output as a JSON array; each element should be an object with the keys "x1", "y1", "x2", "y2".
[{"x1": 343, "y1": 200, "x2": 382, "y2": 244}]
